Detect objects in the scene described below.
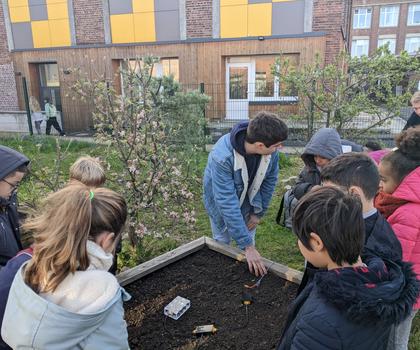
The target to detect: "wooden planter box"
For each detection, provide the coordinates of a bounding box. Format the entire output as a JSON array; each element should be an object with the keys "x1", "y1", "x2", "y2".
[
  {"x1": 118, "y1": 237, "x2": 303, "y2": 350},
  {"x1": 117, "y1": 236, "x2": 303, "y2": 287}
]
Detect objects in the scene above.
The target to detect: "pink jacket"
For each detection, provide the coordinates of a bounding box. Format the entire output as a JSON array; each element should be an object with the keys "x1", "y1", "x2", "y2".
[
  {"x1": 387, "y1": 167, "x2": 420, "y2": 309},
  {"x1": 368, "y1": 149, "x2": 390, "y2": 165}
]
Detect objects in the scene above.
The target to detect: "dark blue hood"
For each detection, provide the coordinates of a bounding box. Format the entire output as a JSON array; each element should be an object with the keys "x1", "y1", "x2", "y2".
[
  {"x1": 314, "y1": 256, "x2": 419, "y2": 326},
  {"x1": 230, "y1": 121, "x2": 249, "y2": 156},
  {"x1": 0, "y1": 146, "x2": 29, "y2": 180}
]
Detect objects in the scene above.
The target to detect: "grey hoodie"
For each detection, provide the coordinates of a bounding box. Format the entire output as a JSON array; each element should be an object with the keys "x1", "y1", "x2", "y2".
[{"x1": 293, "y1": 128, "x2": 342, "y2": 199}]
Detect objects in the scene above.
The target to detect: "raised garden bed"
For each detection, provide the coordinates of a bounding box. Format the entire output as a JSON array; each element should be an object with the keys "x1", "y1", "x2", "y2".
[{"x1": 118, "y1": 237, "x2": 302, "y2": 350}]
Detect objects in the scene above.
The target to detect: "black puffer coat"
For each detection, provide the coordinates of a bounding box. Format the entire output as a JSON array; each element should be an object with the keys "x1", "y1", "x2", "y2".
[{"x1": 278, "y1": 256, "x2": 419, "y2": 350}]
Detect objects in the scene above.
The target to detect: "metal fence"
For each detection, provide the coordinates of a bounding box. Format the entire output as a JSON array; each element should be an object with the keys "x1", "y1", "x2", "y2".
[
  {"x1": 193, "y1": 82, "x2": 413, "y2": 147},
  {"x1": 14, "y1": 76, "x2": 413, "y2": 147}
]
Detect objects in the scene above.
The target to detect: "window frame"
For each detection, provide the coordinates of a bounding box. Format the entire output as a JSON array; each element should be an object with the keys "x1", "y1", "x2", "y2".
[
  {"x1": 353, "y1": 7, "x2": 372, "y2": 29},
  {"x1": 379, "y1": 5, "x2": 400, "y2": 27},
  {"x1": 408, "y1": 4, "x2": 420, "y2": 26},
  {"x1": 377, "y1": 37, "x2": 397, "y2": 54},
  {"x1": 351, "y1": 38, "x2": 370, "y2": 58},
  {"x1": 404, "y1": 36, "x2": 420, "y2": 54}
]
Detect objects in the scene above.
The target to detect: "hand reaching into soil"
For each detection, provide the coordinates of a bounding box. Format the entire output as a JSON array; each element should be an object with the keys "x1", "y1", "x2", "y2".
[
  {"x1": 247, "y1": 214, "x2": 260, "y2": 231},
  {"x1": 245, "y1": 246, "x2": 267, "y2": 277}
]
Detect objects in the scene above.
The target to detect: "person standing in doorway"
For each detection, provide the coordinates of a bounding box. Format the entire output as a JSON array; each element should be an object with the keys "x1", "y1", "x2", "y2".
[
  {"x1": 44, "y1": 98, "x2": 65, "y2": 136},
  {"x1": 29, "y1": 96, "x2": 43, "y2": 135}
]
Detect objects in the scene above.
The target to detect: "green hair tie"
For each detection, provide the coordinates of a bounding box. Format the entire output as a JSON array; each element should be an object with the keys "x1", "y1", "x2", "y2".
[{"x1": 89, "y1": 190, "x2": 94, "y2": 200}]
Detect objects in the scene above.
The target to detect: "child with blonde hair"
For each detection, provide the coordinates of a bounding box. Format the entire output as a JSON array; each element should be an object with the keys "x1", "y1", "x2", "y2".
[
  {"x1": 69, "y1": 156, "x2": 106, "y2": 187},
  {"x1": 1, "y1": 184, "x2": 129, "y2": 349},
  {"x1": 375, "y1": 127, "x2": 420, "y2": 349}
]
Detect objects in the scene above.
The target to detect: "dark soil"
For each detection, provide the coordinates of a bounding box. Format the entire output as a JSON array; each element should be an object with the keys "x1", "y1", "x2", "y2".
[{"x1": 124, "y1": 247, "x2": 298, "y2": 350}]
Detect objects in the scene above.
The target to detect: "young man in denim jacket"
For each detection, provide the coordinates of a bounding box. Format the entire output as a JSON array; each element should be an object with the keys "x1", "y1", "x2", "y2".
[{"x1": 203, "y1": 112, "x2": 288, "y2": 276}]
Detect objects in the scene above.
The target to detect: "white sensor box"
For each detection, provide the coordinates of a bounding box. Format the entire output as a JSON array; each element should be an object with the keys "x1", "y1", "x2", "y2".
[{"x1": 164, "y1": 296, "x2": 191, "y2": 320}]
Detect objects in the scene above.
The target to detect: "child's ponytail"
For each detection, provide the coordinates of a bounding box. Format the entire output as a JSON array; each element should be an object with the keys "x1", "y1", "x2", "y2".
[
  {"x1": 23, "y1": 184, "x2": 127, "y2": 293},
  {"x1": 382, "y1": 127, "x2": 420, "y2": 185}
]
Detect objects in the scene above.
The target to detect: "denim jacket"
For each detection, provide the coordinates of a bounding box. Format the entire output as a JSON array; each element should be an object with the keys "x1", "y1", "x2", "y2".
[{"x1": 203, "y1": 134, "x2": 279, "y2": 248}]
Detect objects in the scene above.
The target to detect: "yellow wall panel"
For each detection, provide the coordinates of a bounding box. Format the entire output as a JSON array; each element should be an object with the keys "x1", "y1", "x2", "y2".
[
  {"x1": 49, "y1": 19, "x2": 71, "y2": 46},
  {"x1": 220, "y1": 0, "x2": 247, "y2": 6},
  {"x1": 248, "y1": 3, "x2": 271, "y2": 37},
  {"x1": 111, "y1": 14, "x2": 135, "y2": 43},
  {"x1": 32, "y1": 20, "x2": 51, "y2": 48},
  {"x1": 134, "y1": 12, "x2": 155, "y2": 42},
  {"x1": 46, "y1": 0, "x2": 67, "y2": 4},
  {"x1": 220, "y1": 5, "x2": 247, "y2": 38},
  {"x1": 47, "y1": 2, "x2": 68, "y2": 20},
  {"x1": 8, "y1": 0, "x2": 28, "y2": 8},
  {"x1": 133, "y1": 0, "x2": 154, "y2": 13},
  {"x1": 9, "y1": 6, "x2": 30, "y2": 22}
]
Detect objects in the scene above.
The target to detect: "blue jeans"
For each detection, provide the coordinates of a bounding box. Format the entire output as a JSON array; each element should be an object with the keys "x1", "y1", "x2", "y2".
[
  {"x1": 210, "y1": 216, "x2": 256, "y2": 250},
  {"x1": 387, "y1": 309, "x2": 417, "y2": 350}
]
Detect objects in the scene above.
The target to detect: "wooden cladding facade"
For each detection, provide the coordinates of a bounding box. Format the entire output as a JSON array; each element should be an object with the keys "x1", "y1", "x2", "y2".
[{"x1": 11, "y1": 35, "x2": 326, "y2": 131}]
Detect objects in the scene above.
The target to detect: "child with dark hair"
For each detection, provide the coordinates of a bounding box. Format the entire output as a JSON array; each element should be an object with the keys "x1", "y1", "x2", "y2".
[
  {"x1": 365, "y1": 141, "x2": 383, "y2": 152},
  {"x1": 295, "y1": 153, "x2": 404, "y2": 296},
  {"x1": 44, "y1": 98, "x2": 65, "y2": 136},
  {"x1": 375, "y1": 127, "x2": 420, "y2": 349},
  {"x1": 278, "y1": 187, "x2": 418, "y2": 350},
  {"x1": 321, "y1": 153, "x2": 402, "y2": 262},
  {"x1": 204, "y1": 111, "x2": 288, "y2": 276}
]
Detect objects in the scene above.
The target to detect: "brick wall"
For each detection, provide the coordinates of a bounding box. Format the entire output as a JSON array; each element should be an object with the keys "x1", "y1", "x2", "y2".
[
  {"x1": 72, "y1": 0, "x2": 105, "y2": 45},
  {"x1": 351, "y1": 1, "x2": 420, "y2": 55},
  {"x1": 0, "y1": 63, "x2": 19, "y2": 110},
  {"x1": 313, "y1": 0, "x2": 349, "y2": 64},
  {"x1": 186, "y1": 0, "x2": 212, "y2": 38},
  {"x1": 0, "y1": 3, "x2": 19, "y2": 110}
]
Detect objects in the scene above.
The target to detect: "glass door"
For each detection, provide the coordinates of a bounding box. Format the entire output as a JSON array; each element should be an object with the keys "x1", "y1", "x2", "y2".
[
  {"x1": 38, "y1": 63, "x2": 62, "y2": 112},
  {"x1": 226, "y1": 63, "x2": 251, "y2": 120}
]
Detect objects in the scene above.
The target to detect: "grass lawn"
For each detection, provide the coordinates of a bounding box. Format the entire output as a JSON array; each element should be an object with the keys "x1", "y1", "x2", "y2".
[{"x1": 1, "y1": 135, "x2": 418, "y2": 349}]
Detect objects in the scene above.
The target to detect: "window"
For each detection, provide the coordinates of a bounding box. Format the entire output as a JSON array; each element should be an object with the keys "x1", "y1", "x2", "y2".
[
  {"x1": 408, "y1": 4, "x2": 420, "y2": 26},
  {"x1": 377, "y1": 37, "x2": 396, "y2": 54},
  {"x1": 39, "y1": 63, "x2": 59, "y2": 87},
  {"x1": 251, "y1": 55, "x2": 299, "y2": 101},
  {"x1": 351, "y1": 39, "x2": 369, "y2": 57},
  {"x1": 254, "y1": 56, "x2": 277, "y2": 99},
  {"x1": 126, "y1": 58, "x2": 179, "y2": 81},
  {"x1": 157, "y1": 59, "x2": 179, "y2": 81},
  {"x1": 405, "y1": 36, "x2": 420, "y2": 54},
  {"x1": 353, "y1": 8, "x2": 372, "y2": 29},
  {"x1": 380, "y1": 6, "x2": 399, "y2": 27}
]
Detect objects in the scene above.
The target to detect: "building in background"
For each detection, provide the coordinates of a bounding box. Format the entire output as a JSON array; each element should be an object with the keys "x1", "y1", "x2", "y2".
[
  {"x1": 350, "y1": 0, "x2": 420, "y2": 57},
  {"x1": 0, "y1": 0, "x2": 351, "y2": 132}
]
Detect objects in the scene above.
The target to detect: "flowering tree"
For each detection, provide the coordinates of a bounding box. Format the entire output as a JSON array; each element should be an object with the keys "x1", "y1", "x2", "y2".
[{"x1": 72, "y1": 56, "x2": 209, "y2": 253}]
